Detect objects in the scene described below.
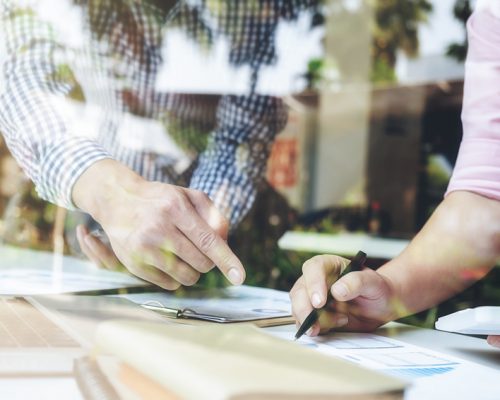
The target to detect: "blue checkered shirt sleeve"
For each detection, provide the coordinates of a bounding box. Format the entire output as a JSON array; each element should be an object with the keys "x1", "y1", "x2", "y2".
[
  {"x1": 0, "y1": 0, "x2": 290, "y2": 228},
  {"x1": 0, "y1": 0, "x2": 112, "y2": 209},
  {"x1": 190, "y1": 95, "x2": 287, "y2": 227}
]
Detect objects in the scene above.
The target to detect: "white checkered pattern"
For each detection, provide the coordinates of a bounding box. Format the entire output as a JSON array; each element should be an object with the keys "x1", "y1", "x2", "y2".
[{"x1": 0, "y1": 0, "x2": 318, "y2": 226}]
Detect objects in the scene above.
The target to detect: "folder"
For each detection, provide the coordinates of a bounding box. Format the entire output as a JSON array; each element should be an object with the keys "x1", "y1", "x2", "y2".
[
  {"x1": 96, "y1": 320, "x2": 407, "y2": 400},
  {"x1": 115, "y1": 285, "x2": 295, "y2": 327}
]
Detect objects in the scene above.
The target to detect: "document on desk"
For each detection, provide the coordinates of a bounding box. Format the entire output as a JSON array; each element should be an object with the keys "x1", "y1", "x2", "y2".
[
  {"x1": 115, "y1": 285, "x2": 294, "y2": 326},
  {"x1": 0, "y1": 245, "x2": 146, "y2": 295},
  {"x1": 269, "y1": 331, "x2": 500, "y2": 400}
]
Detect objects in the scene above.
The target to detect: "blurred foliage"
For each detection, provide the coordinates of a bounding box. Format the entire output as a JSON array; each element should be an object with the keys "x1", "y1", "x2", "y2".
[
  {"x1": 372, "y1": 0, "x2": 433, "y2": 65},
  {"x1": 304, "y1": 58, "x2": 326, "y2": 90},
  {"x1": 446, "y1": 0, "x2": 472, "y2": 62},
  {"x1": 308, "y1": 0, "x2": 433, "y2": 84},
  {"x1": 1, "y1": 182, "x2": 61, "y2": 252},
  {"x1": 426, "y1": 155, "x2": 452, "y2": 193},
  {"x1": 370, "y1": 0, "x2": 433, "y2": 83},
  {"x1": 51, "y1": 64, "x2": 86, "y2": 102},
  {"x1": 160, "y1": 95, "x2": 218, "y2": 155},
  {"x1": 370, "y1": 58, "x2": 397, "y2": 83}
]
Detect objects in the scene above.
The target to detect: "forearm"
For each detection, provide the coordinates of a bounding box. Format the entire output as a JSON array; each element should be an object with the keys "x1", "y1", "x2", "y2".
[{"x1": 378, "y1": 191, "x2": 500, "y2": 318}]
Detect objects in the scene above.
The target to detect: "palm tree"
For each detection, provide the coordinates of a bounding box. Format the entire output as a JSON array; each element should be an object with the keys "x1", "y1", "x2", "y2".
[
  {"x1": 371, "y1": 0, "x2": 433, "y2": 82},
  {"x1": 446, "y1": 0, "x2": 472, "y2": 62}
]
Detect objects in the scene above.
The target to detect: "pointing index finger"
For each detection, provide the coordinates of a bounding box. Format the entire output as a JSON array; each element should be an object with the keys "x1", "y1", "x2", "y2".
[{"x1": 176, "y1": 208, "x2": 245, "y2": 285}]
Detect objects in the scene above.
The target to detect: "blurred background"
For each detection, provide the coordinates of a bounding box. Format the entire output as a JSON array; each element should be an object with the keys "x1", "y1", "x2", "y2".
[{"x1": 0, "y1": 0, "x2": 498, "y2": 327}]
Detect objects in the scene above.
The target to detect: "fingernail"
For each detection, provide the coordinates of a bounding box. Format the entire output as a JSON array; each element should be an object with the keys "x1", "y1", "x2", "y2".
[
  {"x1": 228, "y1": 268, "x2": 242, "y2": 285},
  {"x1": 311, "y1": 293, "x2": 322, "y2": 307},
  {"x1": 332, "y1": 282, "x2": 348, "y2": 298},
  {"x1": 306, "y1": 328, "x2": 314, "y2": 336},
  {"x1": 336, "y1": 315, "x2": 348, "y2": 327}
]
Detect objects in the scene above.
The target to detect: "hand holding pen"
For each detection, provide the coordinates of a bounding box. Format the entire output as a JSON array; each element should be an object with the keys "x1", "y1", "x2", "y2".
[
  {"x1": 290, "y1": 251, "x2": 396, "y2": 339},
  {"x1": 295, "y1": 251, "x2": 366, "y2": 340}
]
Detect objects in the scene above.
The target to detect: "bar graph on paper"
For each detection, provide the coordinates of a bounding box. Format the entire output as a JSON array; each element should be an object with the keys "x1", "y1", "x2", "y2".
[
  {"x1": 267, "y1": 330, "x2": 500, "y2": 399},
  {"x1": 270, "y1": 332, "x2": 459, "y2": 380}
]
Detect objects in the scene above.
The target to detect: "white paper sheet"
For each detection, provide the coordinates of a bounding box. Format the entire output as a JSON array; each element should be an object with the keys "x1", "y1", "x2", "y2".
[
  {"x1": 269, "y1": 330, "x2": 500, "y2": 400},
  {"x1": 0, "y1": 245, "x2": 145, "y2": 295}
]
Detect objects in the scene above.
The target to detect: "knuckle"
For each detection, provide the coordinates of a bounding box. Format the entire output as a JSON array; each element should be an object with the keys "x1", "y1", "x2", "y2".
[
  {"x1": 124, "y1": 261, "x2": 139, "y2": 275},
  {"x1": 185, "y1": 272, "x2": 201, "y2": 286},
  {"x1": 194, "y1": 190, "x2": 210, "y2": 201},
  {"x1": 207, "y1": 210, "x2": 229, "y2": 236},
  {"x1": 164, "y1": 281, "x2": 181, "y2": 291},
  {"x1": 130, "y1": 246, "x2": 149, "y2": 265},
  {"x1": 162, "y1": 196, "x2": 179, "y2": 214},
  {"x1": 301, "y1": 260, "x2": 312, "y2": 274},
  {"x1": 302, "y1": 258, "x2": 318, "y2": 274},
  {"x1": 213, "y1": 219, "x2": 229, "y2": 240},
  {"x1": 289, "y1": 277, "x2": 304, "y2": 297},
  {"x1": 197, "y1": 261, "x2": 215, "y2": 273},
  {"x1": 311, "y1": 255, "x2": 325, "y2": 263},
  {"x1": 127, "y1": 265, "x2": 149, "y2": 283},
  {"x1": 218, "y1": 253, "x2": 235, "y2": 271},
  {"x1": 168, "y1": 261, "x2": 200, "y2": 286},
  {"x1": 218, "y1": 215, "x2": 229, "y2": 230},
  {"x1": 162, "y1": 192, "x2": 186, "y2": 215},
  {"x1": 198, "y1": 230, "x2": 217, "y2": 252},
  {"x1": 345, "y1": 273, "x2": 361, "y2": 291}
]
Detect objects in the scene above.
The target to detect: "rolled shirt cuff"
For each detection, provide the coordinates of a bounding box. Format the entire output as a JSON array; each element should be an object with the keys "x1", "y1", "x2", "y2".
[
  {"x1": 446, "y1": 138, "x2": 500, "y2": 201},
  {"x1": 37, "y1": 137, "x2": 113, "y2": 210}
]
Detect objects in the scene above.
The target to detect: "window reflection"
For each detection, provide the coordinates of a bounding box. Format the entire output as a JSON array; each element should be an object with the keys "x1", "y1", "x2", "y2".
[{"x1": 0, "y1": 0, "x2": 470, "y2": 289}]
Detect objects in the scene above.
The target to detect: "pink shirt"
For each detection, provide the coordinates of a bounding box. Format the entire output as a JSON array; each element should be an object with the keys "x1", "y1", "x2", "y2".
[{"x1": 446, "y1": 8, "x2": 500, "y2": 201}]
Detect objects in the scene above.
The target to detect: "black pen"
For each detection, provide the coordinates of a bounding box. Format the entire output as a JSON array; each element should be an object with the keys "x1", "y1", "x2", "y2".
[{"x1": 294, "y1": 250, "x2": 367, "y2": 340}]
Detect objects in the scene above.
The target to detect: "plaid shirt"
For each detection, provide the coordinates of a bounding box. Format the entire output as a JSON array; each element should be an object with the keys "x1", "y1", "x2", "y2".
[{"x1": 0, "y1": 0, "x2": 320, "y2": 226}]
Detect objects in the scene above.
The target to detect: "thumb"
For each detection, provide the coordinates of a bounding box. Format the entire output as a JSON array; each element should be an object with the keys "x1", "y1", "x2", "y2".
[
  {"x1": 487, "y1": 335, "x2": 500, "y2": 348},
  {"x1": 331, "y1": 269, "x2": 386, "y2": 301}
]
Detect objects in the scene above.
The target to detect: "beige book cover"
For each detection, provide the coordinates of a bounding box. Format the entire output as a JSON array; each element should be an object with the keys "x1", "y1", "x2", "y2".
[{"x1": 96, "y1": 320, "x2": 407, "y2": 400}]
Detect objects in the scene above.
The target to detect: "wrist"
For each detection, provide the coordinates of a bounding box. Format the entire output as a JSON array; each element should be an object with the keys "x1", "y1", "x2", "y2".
[
  {"x1": 72, "y1": 159, "x2": 145, "y2": 224},
  {"x1": 376, "y1": 267, "x2": 408, "y2": 321}
]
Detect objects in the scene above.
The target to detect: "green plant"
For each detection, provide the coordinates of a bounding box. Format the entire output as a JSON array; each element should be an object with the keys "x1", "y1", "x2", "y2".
[{"x1": 446, "y1": 0, "x2": 472, "y2": 62}]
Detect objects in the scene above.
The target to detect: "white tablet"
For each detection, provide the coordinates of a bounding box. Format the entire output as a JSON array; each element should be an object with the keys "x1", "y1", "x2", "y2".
[{"x1": 435, "y1": 306, "x2": 500, "y2": 335}]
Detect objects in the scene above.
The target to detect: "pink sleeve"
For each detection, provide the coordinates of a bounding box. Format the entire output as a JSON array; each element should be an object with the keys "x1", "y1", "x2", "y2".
[{"x1": 446, "y1": 9, "x2": 500, "y2": 201}]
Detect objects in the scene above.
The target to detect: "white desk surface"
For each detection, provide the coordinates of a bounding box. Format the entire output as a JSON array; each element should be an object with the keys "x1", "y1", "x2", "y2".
[
  {"x1": 278, "y1": 231, "x2": 410, "y2": 259},
  {"x1": 0, "y1": 245, "x2": 145, "y2": 295},
  {"x1": 0, "y1": 246, "x2": 497, "y2": 398},
  {"x1": 1, "y1": 322, "x2": 498, "y2": 400},
  {"x1": 0, "y1": 377, "x2": 82, "y2": 400}
]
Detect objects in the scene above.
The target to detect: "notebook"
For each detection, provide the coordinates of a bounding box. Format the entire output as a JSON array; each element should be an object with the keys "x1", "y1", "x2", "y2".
[{"x1": 95, "y1": 320, "x2": 407, "y2": 400}]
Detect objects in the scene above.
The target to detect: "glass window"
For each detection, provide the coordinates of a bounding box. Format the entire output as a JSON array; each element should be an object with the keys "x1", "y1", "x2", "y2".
[{"x1": 0, "y1": 0, "x2": 476, "y2": 290}]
